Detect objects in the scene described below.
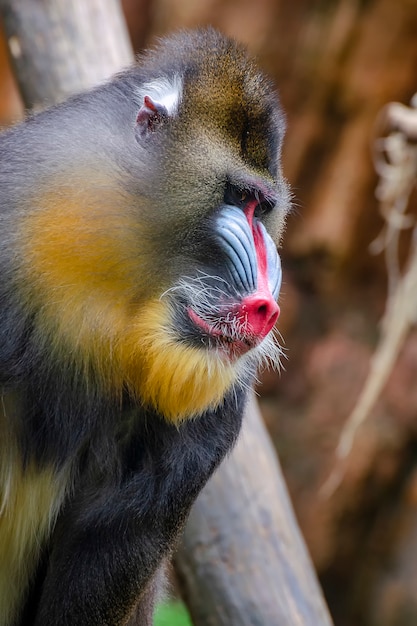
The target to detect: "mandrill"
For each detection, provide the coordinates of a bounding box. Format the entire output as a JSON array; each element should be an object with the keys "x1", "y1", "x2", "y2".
[{"x1": 0, "y1": 28, "x2": 289, "y2": 626}]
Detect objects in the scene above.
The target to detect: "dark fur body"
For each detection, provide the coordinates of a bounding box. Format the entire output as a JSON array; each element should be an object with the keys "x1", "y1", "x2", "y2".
[
  {"x1": 0, "y1": 29, "x2": 288, "y2": 625},
  {"x1": 18, "y1": 392, "x2": 245, "y2": 625}
]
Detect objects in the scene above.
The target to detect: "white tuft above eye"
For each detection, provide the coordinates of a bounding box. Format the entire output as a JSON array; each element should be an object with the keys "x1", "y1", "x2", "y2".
[{"x1": 137, "y1": 75, "x2": 183, "y2": 117}]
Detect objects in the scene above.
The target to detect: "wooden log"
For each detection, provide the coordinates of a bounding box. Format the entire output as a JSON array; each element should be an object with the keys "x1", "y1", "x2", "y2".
[
  {"x1": 0, "y1": 21, "x2": 23, "y2": 124},
  {"x1": 174, "y1": 392, "x2": 333, "y2": 626},
  {"x1": 0, "y1": 0, "x2": 133, "y2": 109}
]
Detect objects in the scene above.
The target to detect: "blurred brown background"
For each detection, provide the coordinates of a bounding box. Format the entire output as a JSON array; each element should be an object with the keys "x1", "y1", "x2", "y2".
[{"x1": 1, "y1": 1, "x2": 417, "y2": 624}]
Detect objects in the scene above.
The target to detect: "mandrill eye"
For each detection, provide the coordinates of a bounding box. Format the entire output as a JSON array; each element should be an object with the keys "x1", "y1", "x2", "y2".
[
  {"x1": 224, "y1": 183, "x2": 250, "y2": 209},
  {"x1": 254, "y1": 197, "x2": 275, "y2": 218},
  {"x1": 224, "y1": 182, "x2": 275, "y2": 218}
]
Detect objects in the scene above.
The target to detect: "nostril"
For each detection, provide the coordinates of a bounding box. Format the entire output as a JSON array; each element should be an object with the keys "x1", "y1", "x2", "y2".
[
  {"x1": 255, "y1": 299, "x2": 279, "y2": 321},
  {"x1": 241, "y1": 295, "x2": 280, "y2": 338}
]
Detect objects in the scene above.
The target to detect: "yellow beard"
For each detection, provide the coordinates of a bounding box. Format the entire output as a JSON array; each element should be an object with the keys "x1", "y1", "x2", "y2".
[
  {"x1": 117, "y1": 300, "x2": 239, "y2": 421},
  {"x1": 31, "y1": 295, "x2": 240, "y2": 423}
]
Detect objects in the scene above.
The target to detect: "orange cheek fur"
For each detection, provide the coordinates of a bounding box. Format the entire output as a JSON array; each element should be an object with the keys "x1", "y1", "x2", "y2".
[{"x1": 18, "y1": 190, "x2": 239, "y2": 422}]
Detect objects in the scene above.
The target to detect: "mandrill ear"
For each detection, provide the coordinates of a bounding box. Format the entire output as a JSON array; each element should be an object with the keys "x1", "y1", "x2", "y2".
[
  {"x1": 135, "y1": 96, "x2": 169, "y2": 140},
  {"x1": 135, "y1": 76, "x2": 183, "y2": 142}
]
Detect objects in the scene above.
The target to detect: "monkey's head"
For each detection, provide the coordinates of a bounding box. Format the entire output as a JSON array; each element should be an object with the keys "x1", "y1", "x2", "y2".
[{"x1": 19, "y1": 29, "x2": 290, "y2": 422}]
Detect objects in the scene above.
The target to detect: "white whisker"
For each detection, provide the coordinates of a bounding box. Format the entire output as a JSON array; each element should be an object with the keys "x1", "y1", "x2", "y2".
[{"x1": 159, "y1": 273, "x2": 285, "y2": 379}]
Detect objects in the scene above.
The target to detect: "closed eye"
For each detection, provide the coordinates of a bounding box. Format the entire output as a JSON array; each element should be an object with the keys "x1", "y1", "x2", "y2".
[
  {"x1": 224, "y1": 182, "x2": 276, "y2": 218},
  {"x1": 254, "y1": 197, "x2": 275, "y2": 218},
  {"x1": 224, "y1": 183, "x2": 250, "y2": 209}
]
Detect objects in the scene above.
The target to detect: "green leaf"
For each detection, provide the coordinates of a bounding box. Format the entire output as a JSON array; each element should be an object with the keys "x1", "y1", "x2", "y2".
[{"x1": 154, "y1": 600, "x2": 193, "y2": 626}]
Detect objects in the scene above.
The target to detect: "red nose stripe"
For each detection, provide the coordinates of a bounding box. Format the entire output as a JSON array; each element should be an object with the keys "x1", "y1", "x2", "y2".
[
  {"x1": 242, "y1": 199, "x2": 279, "y2": 338},
  {"x1": 240, "y1": 294, "x2": 280, "y2": 338}
]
